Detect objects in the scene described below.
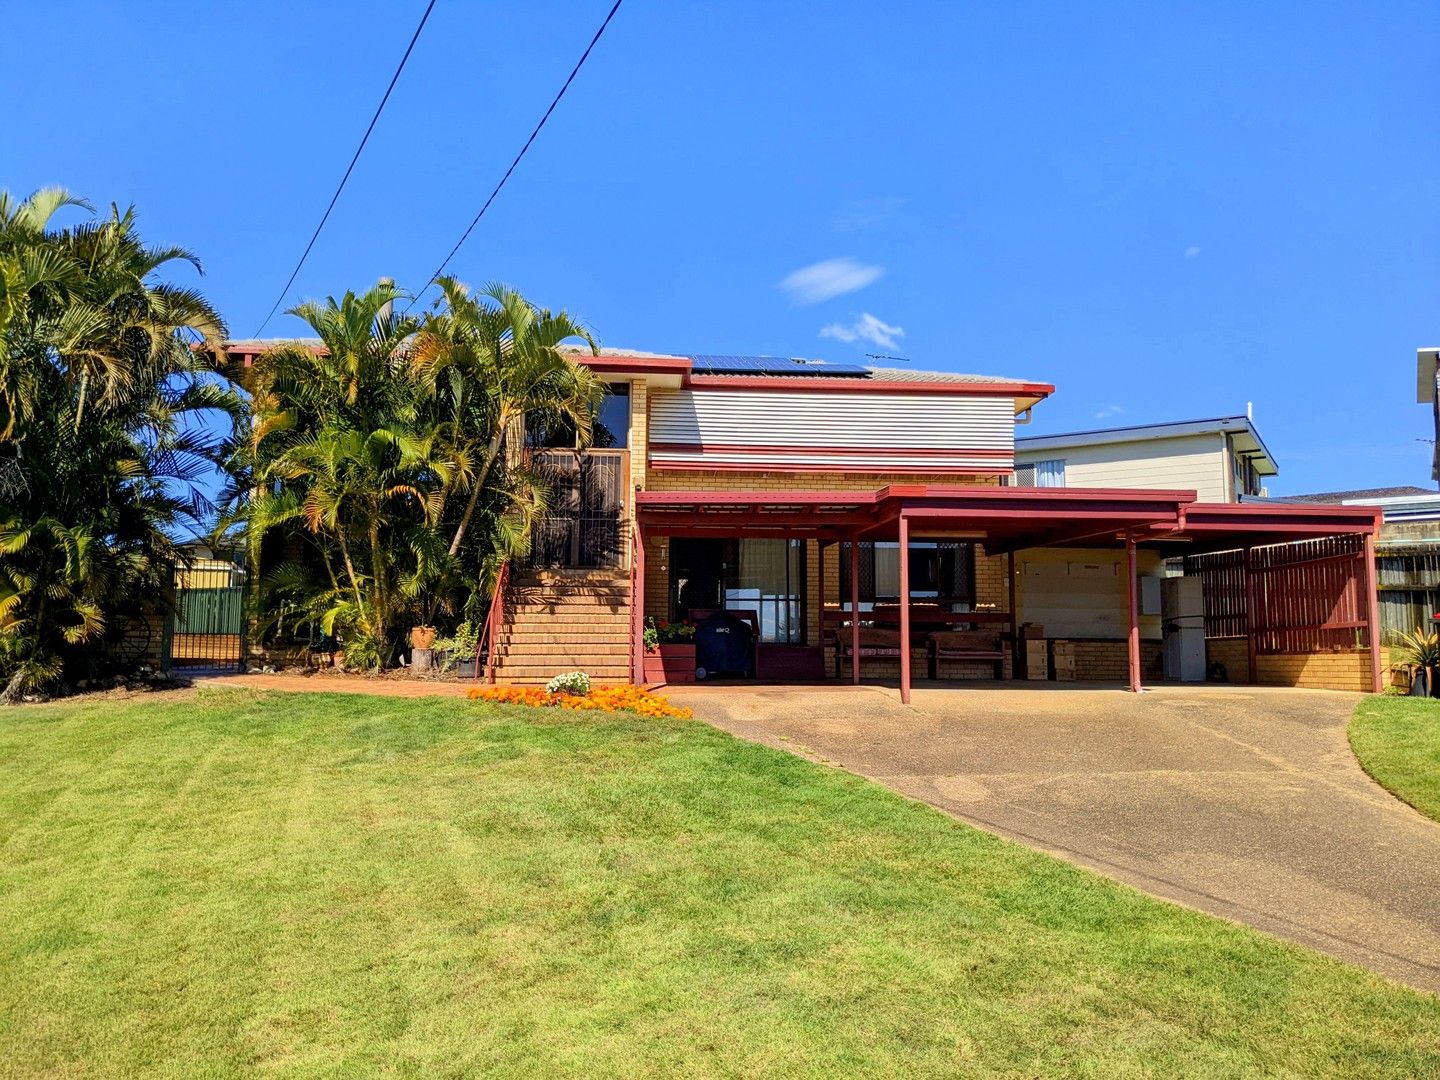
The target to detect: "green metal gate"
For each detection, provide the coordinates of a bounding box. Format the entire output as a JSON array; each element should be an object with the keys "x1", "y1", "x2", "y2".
[{"x1": 168, "y1": 559, "x2": 247, "y2": 671}]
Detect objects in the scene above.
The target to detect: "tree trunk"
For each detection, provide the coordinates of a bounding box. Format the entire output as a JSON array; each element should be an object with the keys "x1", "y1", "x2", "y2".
[
  {"x1": 0, "y1": 667, "x2": 27, "y2": 705},
  {"x1": 447, "y1": 421, "x2": 507, "y2": 557}
]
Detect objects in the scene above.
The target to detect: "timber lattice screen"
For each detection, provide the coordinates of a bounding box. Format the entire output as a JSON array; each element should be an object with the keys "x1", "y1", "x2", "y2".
[{"x1": 1184, "y1": 535, "x2": 1368, "y2": 654}]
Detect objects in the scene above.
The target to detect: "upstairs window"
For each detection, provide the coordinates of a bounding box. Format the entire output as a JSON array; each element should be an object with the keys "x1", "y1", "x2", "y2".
[{"x1": 1010, "y1": 459, "x2": 1066, "y2": 487}]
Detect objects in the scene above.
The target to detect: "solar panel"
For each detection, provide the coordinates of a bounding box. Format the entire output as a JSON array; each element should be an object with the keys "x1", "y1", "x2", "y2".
[{"x1": 688, "y1": 355, "x2": 870, "y2": 377}]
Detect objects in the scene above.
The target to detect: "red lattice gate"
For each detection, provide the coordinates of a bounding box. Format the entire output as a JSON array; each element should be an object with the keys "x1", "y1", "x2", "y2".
[{"x1": 1184, "y1": 535, "x2": 1371, "y2": 654}]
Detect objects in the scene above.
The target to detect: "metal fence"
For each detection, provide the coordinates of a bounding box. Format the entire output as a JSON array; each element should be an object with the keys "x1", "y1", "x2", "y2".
[{"x1": 169, "y1": 558, "x2": 247, "y2": 670}]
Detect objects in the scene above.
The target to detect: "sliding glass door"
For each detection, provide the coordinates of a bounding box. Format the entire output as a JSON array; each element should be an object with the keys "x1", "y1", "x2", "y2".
[{"x1": 670, "y1": 538, "x2": 806, "y2": 644}]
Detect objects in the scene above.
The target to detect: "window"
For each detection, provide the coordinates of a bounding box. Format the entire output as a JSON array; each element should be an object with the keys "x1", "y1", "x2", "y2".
[
  {"x1": 1008, "y1": 459, "x2": 1065, "y2": 487},
  {"x1": 725, "y1": 539, "x2": 805, "y2": 644},
  {"x1": 669, "y1": 538, "x2": 805, "y2": 643},
  {"x1": 839, "y1": 541, "x2": 975, "y2": 609},
  {"x1": 528, "y1": 382, "x2": 630, "y2": 449},
  {"x1": 594, "y1": 383, "x2": 630, "y2": 449}
]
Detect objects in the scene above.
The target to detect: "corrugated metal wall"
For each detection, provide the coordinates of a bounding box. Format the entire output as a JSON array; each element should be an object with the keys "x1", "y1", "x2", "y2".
[{"x1": 647, "y1": 388, "x2": 1014, "y2": 471}]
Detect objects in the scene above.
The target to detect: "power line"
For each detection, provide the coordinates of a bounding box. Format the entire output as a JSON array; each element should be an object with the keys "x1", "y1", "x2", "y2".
[
  {"x1": 407, "y1": 0, "x2": 624, "y2": 311},
  {"x1": 253, "y1": 0, "x2": 438, "y2": 336}
]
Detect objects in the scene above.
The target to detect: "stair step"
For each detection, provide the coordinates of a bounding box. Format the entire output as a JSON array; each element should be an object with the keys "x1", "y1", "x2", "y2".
[
  {"x1": 494, "y1": 666, "x2": 632, "y2": 679},
  {"x1": 496, "y1": 644, "x2": 630, "y2": 657},
  {"x1": 499, "y1": 633, "x2": 633, "y2": 645},
  {"x1": 505, "y1": 612, "x2": 631, "y2": 623}
]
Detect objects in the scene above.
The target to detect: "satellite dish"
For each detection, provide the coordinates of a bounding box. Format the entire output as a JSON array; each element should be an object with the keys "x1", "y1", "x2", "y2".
[{"x1": 1418, "y1": 348, "x2": 1440, "y2": 403}]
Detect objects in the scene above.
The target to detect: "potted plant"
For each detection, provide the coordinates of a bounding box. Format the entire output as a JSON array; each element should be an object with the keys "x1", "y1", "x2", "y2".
[
  {"x1": 432, "y1": 621, "x2": 483, "y2": 678},
  {"x1": 1396, "y1": 626, "x2": 1440, "y2": 698},
  {"x1": 642, "y1": 617, "x2": 697, "y2": 684},
  {"x1": 410, "y1": 625, "x2": 437, "y2": 651}
]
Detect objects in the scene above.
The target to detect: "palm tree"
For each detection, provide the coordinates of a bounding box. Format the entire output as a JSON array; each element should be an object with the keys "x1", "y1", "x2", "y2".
[
  {"x1": 0, "y1": 189, "x2": 242, "y2": 701},
  {"x1": 411, "y1": 277, "x2": 603, "y2": 557},
  {"x1": 242, "y1": 284, "x2": 461, "y2": 666}
]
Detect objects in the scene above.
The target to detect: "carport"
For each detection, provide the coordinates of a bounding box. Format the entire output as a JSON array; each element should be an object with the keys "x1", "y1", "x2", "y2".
[{"x1": 634, "y1": 484, "x2": 1382, "y2": 701}]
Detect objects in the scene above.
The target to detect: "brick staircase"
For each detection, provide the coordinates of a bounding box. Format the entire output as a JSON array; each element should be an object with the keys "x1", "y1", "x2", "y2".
[{"x1": 490, "y1": 573, "x2": 634, "y2": 685}]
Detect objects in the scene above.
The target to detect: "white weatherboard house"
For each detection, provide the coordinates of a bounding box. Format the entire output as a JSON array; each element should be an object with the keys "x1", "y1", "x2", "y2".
[{"x1": 1013, "y1": 416, "x2": 1279, "y2": 503}]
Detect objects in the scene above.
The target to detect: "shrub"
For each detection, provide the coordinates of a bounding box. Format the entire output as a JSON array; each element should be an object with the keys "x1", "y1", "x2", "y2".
[
  {"x1": 546, "y1": 671, "x2": 591, "y2": 696},
  {"x1": 468, "y1": 683, "x2": 692, "y2": 719},
  {"x1": 1396, "y1": 627, "x2": 1440, "y2": 668}
]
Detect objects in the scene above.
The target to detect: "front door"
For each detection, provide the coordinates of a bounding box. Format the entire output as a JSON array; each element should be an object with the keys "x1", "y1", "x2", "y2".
[{"x1": 669, "y1": 538, "x2": 727, "y2": 620}]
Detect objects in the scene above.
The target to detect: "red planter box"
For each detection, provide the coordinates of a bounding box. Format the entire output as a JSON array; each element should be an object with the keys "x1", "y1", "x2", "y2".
[{"x1": 643, "y1": 644, "x2": 696, "y2": 684}]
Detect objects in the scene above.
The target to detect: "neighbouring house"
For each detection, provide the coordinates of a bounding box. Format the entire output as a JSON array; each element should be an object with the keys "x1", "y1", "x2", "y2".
[
  {"x1": 1254, "y1": 486, "x2": 1440, "y2": 642},
  {"x1": 222, "y1": 343, "x2": 1385, "y2": 697},
  {"x1": 1013, "y1": 415, "x2": 1278, "y2": 502}
]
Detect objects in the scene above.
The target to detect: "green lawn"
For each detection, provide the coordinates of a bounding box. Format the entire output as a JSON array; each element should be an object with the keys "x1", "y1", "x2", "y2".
[
  {"x1": 1350, "y1": 695, "x2": 1440, "y2": 822},
  {"x1": 2, "y1": 692, "x2": 1438, "y2": 1078}
]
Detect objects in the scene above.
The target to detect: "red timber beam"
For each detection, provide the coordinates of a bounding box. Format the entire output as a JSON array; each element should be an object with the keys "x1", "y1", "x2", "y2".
[
  {"x1": 1364, "y1": 531, "x2": 1384, "y2": 693},
  {"x1": 1125, "y1": 536, "x2": 1142, "y2": 693},
  {"x1": 899, "y1": 514, "x2": 912, "y2": 705},
  {"x1": 850, "y1": 534, "x2": 861, "y2": 685},
  {"x1": 631, "y1": 518, "x2": 646, "y2": 685}
]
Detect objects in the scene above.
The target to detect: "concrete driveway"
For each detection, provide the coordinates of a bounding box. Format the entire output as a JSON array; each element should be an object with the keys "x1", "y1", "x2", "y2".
[{"x1": 665, "y1": 681, "x2": 1440, "y2": 993}]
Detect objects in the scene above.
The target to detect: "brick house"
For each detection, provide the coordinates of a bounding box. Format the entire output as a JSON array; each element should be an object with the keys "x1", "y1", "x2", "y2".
[{"x1": 496, "y1": 351, "x2": 1382, "y2": 698}]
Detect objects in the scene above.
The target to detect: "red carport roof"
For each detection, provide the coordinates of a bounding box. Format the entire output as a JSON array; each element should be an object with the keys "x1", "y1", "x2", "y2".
[{"x1": 634, "y1": 484, "x2": 1380, "y2": 550}]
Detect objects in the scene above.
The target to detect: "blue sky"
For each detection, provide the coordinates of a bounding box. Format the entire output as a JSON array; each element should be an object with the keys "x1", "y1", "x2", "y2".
[{"x1": 6, "y1": 1, "x2": 1438, "y2": 494}]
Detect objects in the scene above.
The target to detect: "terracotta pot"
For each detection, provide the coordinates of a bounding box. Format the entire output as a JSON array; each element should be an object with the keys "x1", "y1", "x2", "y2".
[{"x1": 410, "y1": 626, "x2": 437, "y2": 650}]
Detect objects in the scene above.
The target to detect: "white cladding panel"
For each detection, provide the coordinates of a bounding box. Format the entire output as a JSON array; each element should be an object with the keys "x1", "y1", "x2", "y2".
[
  {"x1": 648, "y1": 388, "x2": 1014, "y2": 471},
  {"x1": 1015, "y1": 432, "x2": 1227, "y2": 501}
]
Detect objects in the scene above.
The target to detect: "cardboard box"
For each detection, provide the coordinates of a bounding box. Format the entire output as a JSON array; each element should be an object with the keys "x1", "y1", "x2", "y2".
[{"x1": 1021, "y1": 624, "x2": 1045, "y2": 639}]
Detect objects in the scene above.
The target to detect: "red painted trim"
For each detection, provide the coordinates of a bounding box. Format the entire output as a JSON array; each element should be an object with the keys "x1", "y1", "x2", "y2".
[
  {"x1": 1126, "y1": 538, "x2": 1142, "y2": 693},
  {"x1": 649, "y1": 442, "x2": 1014, "y2": 458},
  {"x1": 648, "y1": 461, "x2": 1012, "y2": 475},
  {"x1": 1364, "y1": 532, "x2": 1384, "y2": 693},
  {"x1": 581, "y1": 355, "x2": 692, "y2": 376},
  {"x1": 850, "y1": 536, "x2": 861, "y2": 685},
  {"x1": 899, "y1": 515, "x2": 912, "y2": 704},
  {"x1": 685, "y1": 374, "x2": 1055, "y2": 398},
  {"x1": 638, "y1": 490, "x2": 879, "y2": 506}
]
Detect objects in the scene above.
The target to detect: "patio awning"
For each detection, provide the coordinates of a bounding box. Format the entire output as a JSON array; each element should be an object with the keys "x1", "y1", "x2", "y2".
[
  {"x1": 632, "y1": 484, "x2": 1383, "y2": 701},
  {"x1": 635, "y1": 484, "x2": 1380, "y2": 550}
]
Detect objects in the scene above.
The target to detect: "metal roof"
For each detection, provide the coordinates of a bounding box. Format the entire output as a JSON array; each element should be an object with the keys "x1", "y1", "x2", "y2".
[
  {"x1": 1017, "y1": 415, "x2": 1279, "y2": 475},
  {"x1": 687, "y1": 355, "x2": 870, "y2": 377}
]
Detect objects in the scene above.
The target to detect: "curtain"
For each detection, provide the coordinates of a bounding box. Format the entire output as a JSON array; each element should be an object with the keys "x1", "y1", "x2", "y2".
[{"x1": 1034, "y1": 458, "x2": 1067, "y2": 488}]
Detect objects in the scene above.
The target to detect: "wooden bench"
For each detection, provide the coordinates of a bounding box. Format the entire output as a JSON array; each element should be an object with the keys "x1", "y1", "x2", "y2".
[
  {"x1": 834, "y1": 627, "x2": 906, "y2": 678},
  {"x1": 927, "y1": 630, "x2": 1008, "y2": 680}
]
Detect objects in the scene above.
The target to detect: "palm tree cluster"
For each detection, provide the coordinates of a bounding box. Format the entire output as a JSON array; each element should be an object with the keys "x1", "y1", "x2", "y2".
[
  {"x1": 0, "y1": 188, "x2": 243, "y2": 701},
  {"x1": 0, "y1": 184, "x2": 604, "y2": 696},
  {"x1": 235, "y1": 277, "x2": 602, "y2": 669}
]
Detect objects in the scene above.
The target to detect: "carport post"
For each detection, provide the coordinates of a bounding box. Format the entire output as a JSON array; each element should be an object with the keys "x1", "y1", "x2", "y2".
[
  {"x1": 849, "y1": 536, "x2": 861, "y2": 684},
  {"x1": 1364, "y1": 531, "x2": 1384, "y2": 693},
  {"x1": 899, "y1": 515, "x2": 912, "y2": 704},
  {"x1": 1126, "y1": 536, "x2": 1142, "y2": 693}
]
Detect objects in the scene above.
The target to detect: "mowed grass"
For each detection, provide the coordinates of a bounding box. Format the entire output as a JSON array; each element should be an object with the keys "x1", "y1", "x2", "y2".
[
  {"x1": 1351, "y1": 695, "x2": 1440, "y2": 822},
  {"x1": 2, "y1": 692, "x2": 1438, "y2": 1078}
]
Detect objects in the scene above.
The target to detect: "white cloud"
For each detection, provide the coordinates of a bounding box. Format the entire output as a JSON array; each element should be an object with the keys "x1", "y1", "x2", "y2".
[
  {"x1": 819, "y1": 313, "x2": 906, "y2": 351},
  {"x1": 1184, "y1": 246, "x2": 1201, "y2": 258},
  {"x1": 1093, "y1": 404, "x2": 1126, "y2": 420},
  {"x1": 779, "y1": 257, "x2": 883, "y2": 304}
]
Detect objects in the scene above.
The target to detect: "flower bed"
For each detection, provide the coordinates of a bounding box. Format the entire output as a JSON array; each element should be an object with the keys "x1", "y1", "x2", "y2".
[{"x1": 467, "y1": 684, "x2": 693, "y2": 720}]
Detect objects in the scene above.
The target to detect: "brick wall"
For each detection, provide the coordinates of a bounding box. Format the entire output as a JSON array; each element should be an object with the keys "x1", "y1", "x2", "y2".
[
  {"x1": 637, "y1": 468, "x2": 1003, "y2": 651},
  {"x1": 1205, "y1": 637, "x2": 1373, "y2": 692}
]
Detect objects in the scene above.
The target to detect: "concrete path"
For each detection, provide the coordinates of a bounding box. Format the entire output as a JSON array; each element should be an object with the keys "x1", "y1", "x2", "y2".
[{"x1": 666, "y1": 682, "x2": 1440, "y2": 993}]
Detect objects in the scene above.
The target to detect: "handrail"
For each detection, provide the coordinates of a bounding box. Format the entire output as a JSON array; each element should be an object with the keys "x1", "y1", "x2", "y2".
[{"x1": 479, "y1": 559, "x2": 510, "y2": 683}]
